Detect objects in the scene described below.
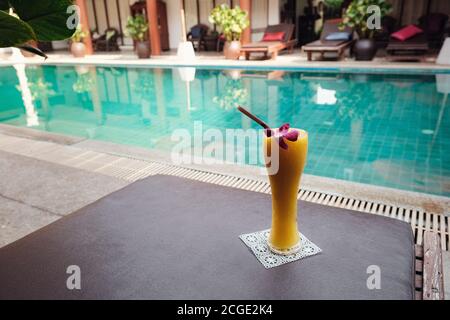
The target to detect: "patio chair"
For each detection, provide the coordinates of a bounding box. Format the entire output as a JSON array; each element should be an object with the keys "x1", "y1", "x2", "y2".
[
  {"x1": 386, "y1": 33, "x2": 429, "y2": 62},
  {"x1": 418, "y1": 13, "x2": 449, "y2": 49},
  {"x1": 373, "y1": 16, "x2": 397, "y2": 49},
  {"x1": 302, "y1": 19, "x2": 354, "y2": 61},
  {"x1": 187, "y1": 24, "x2": 209, "y2": 52},
  {"x1": 94, "y1": 28, "x2": 120, "y2": 52},
  {"x1": 240, "y1": 23, "x2": 297, "y2": 60}
]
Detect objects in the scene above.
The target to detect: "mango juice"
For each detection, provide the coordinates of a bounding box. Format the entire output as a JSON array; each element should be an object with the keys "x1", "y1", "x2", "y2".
[{"x1": 264, "y1": 129, "x2": 308, "y2": 254}]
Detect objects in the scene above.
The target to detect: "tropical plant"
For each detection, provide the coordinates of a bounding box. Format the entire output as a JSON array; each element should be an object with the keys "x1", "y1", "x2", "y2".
[
  {"x1": 324, "y1": 0, "x2": 344, "y2": 9},
  {"x1": 208, "y1": 4, "x2": 249, "y2": 42},
  {"x1": 341, "y1": 0, "x2": 392, "y2": 39},
  {"x1": 71, "y1": 24, "x2": 87, "y2": 43},
  {"x1": 73, "y1": 72, "x2": 94, "y2": 94},
  {"x1": 0, "y1": 0, "x2": 77, "y2": 58},
  {"x1": 125, "y1": 14, "x2": 148, "y2": 42},
  {"x1": 323, "y1": 0, "x2": 344, "y2": 18},
  {"x1": 17, "y1": 78, "x2": 55, "y2": 100}
]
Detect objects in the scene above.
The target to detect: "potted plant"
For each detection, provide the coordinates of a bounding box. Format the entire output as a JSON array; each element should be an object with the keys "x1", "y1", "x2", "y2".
[
  {"x1": 126, "y1": 14, "x2": 150, "y2": 59},
  {"x1": 209, "y1": 4, "x2": 249, "y2": 60},
  {"x1": 341, "y1": 0, "x2": 392, "y2": 61},
  {"x1": 70, "y1": 24, "x2": 88, "y2": 58},
  {"x1": 323, "y1": 0, "x2": 344, "y2": 19}
]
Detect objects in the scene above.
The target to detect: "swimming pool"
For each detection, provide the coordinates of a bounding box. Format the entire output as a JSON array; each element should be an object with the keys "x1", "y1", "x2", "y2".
[{"x1": 0, "y1": 64, "x2": 449, "y2": 197}]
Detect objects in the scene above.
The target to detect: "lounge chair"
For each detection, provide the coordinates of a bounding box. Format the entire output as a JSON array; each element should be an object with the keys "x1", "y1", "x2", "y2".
[
  {"x1": 386, "y1": 33, "x2": 429, "y2": 62},
  {"x1": 94, "y1": 28, "x2": 120, "y2": 52},
  {"x1": 240, "y1": 23, "x2": 296, "y2": 60},
  {"x1": 302, "y1": 19, "x2": 354, "y2": 61},
  {"x1": 373, "y1": 16, "x2": 397, "y2": 49},
  {"x1": 187, "y1": 24, "x2": 209, "y2": 52},
  {"x1": 418, "y1": 13, "x2": 449, "y2": 49}
]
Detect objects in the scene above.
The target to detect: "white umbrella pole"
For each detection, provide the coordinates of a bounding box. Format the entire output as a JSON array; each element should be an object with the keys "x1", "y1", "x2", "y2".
[
  {"x1": 186, "y1": 81, "x2": 191, "y2": 111},
  {"x1": 432, "y1": 94, "x2": 447, "y2": 143},
  {"x1": 177, "y1": 0, "x2": 195, "y2": 59},
  {"x1": 180, "y1": 0, "x2": 187, "y2": 42},
  {"x1": 426, "y1": 93, "x2": 447, "y2": 164}
]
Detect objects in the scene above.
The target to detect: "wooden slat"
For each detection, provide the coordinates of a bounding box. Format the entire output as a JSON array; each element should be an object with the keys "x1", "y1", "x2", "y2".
[
  {"x1": 425, "y1": 211, "x2": 431, "y2": 232},
  {"x1": 415, "y1": 290, "x2": 423, "y2": 300},
  {"x1": 418, "y1": 211, "x2": 425, "y2": 244},
  {"x1": 439, "y1": 215, "x2": 447, "y2": 251},
  {"x1": 415, "y1": 245, "x2": 424, "y2": 258},
  {"x1": 422, "y1": 231, "x2": 445, "y2": 300},
  {"x1": 411, "y1": 210, "x2": 418, "y2": 240},
  {"x1": 415, "y1": 274, "x2": 423, "y2": 289},
  {"x1": 432, "y1": 213, "x2": 439, "y2": 233},
  {"x1": 415, "y1": 259, "x2": 423, "y2": 273}
]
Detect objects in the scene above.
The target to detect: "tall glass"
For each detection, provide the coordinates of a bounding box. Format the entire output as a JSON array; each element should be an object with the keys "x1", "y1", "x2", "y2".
[{"x1": 264, "y1": 129, "x2": 308, "y2": 255}]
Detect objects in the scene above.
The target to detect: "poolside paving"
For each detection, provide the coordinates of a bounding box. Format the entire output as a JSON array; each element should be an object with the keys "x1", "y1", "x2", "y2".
[
  {"x1": 0, "y1": 197, "x2": 58, "y2": 248},
  {"x1": 0, "y1": 150, "x2": 129, "y2": 246},
  {"x1": 1, "y1": 48, "x2": 448, "y2": 71}
]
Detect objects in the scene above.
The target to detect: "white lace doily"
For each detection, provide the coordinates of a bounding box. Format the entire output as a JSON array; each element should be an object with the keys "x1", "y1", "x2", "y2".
[{"x1": 239, "y1": 229, "x2": 322, "y2": 269}]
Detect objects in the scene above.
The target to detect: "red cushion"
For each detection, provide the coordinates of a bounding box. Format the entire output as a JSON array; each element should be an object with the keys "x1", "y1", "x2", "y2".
[
  {"x1": 391, "y1": 25, "x2": 423, "y2": 41},
  {"x1": 262, "y1": 32, "x2": 285, "y2": 42}
]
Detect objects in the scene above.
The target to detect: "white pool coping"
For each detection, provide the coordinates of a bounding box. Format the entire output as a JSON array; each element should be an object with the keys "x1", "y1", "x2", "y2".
[{"x1": 1, "y1": 49, "x2": 450, "y2": 73}]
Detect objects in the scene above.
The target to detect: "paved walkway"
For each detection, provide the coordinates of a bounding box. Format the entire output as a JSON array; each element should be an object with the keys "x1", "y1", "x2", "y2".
[
  {"x1": 0, "y1": 150, "x2": 128, "y2": 247},
  {"x1": 1, "y1": 48, "x2": 449, "y2": 71}
]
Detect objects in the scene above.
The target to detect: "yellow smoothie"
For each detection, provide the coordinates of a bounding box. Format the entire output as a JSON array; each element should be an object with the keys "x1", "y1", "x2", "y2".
[{"x1": 264, "y1": 129, "x2": 308, "y2": 254}]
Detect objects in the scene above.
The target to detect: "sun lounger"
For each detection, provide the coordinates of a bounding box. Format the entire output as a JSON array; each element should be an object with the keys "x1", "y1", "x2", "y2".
[
  {"x1": 302, "y1": 19, "x2": 354, "y2": 61},
  {"x1": 240, "y1": 24, "x2": 296, "y2": 60},
  {"x1": 94, "y1": 28, "x2": 120, "y2": 52},
  {"x1": 0, "y1": 174, "x2": 441, "y2": 300},
  {"x1": 418, "y1": 13, "x2": 449, "y2": 49},
  {"x1": 386, "y1": 33, "x2": 429, "y2": 62}
]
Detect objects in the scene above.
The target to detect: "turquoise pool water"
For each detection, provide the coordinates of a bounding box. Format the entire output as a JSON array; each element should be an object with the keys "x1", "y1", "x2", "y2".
[{"x1": 0, "y1": 65, "x2": 449, "y2": 197}]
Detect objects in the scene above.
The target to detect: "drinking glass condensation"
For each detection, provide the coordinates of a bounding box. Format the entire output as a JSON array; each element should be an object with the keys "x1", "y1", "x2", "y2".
[{"x1": 264, "y1": 128, "x2": 308, "y2": 255}]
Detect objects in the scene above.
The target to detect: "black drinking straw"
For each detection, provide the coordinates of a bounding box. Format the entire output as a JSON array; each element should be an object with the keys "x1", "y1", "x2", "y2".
[{"x1": 237, "y1": 106, "x2": 271, "y2": 130}]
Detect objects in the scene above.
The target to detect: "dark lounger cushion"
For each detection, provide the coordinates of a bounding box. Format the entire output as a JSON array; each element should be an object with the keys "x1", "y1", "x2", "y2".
[
  {"x1": 0, "y1": 175, "x2": 415, "y2": 300},
  {"x1": 325, "y1": 32, "x2": 352, "y2": 41}
]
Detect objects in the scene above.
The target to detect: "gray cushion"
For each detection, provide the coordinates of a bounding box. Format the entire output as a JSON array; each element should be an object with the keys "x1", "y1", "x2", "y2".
[
  {"x1": 325, "y1": 32, "x2": 352, "y2": 41},
  {"x1": 0, "y1": 175, "x2": 415, "y2": 300}
]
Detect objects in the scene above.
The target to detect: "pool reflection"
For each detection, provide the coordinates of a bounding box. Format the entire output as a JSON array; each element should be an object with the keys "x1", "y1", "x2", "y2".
[{"x1": 0, "y1": 65, "x2": 448, "y2": 196}]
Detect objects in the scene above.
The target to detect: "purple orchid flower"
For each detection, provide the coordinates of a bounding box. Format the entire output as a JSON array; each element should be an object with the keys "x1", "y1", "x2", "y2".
[{"x1": 265, "y1": 123, "x2": 299, "y2": 150}]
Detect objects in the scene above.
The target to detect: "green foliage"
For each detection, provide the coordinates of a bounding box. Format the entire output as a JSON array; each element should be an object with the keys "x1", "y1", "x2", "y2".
[
  {"x1": 17, "y1": 78, "x2": 55, "y2": 100},
  {"x1": 213, "y1": 78, "x2": 248, "y2": 110},
  {"x1": 71, "y1": 24, "x2": 87, "y2": 43},
  {"x1": 125, "y1": 14, "x2": 148, "y2": 42},
  {"x1": 0, "y1": 10, "x2": 35, "y2": 47},
  {"x1": 0, "y1": 0, "x2": 76, "y2": 46},
  {"x1": 73, "y1": 72, "x2": 94, "y2": 94},
  {"x1": 208, "y1": 4, "x2": 249, "y2": 42},
  {"x1": 341, "y1": 0, "x2": 392, "y2": 38},
  {"x1": 324, "y1": 0, "x2": 344, "y2": 9}
]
